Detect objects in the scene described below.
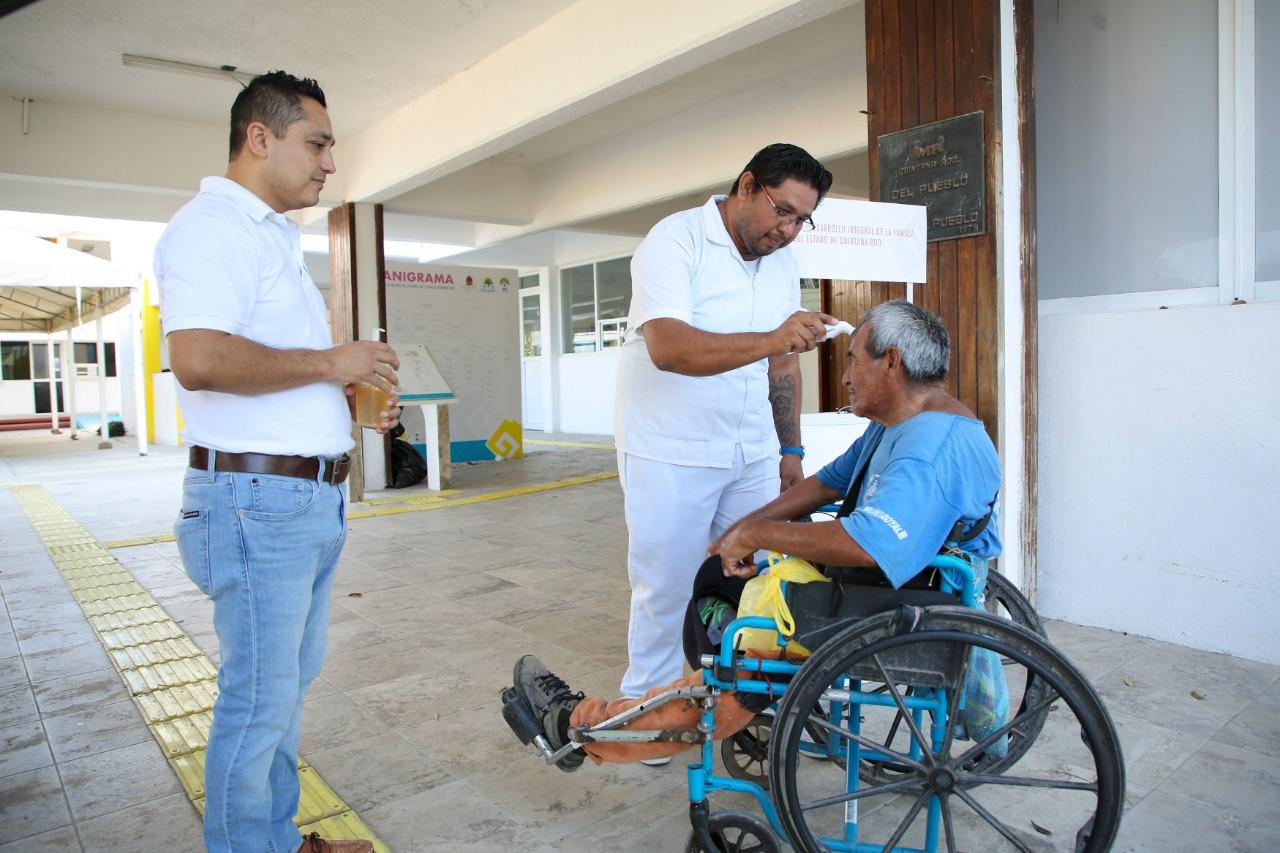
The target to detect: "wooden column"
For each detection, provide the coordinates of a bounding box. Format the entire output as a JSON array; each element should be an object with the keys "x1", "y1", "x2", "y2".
[
  {"x1": 327, "y1": 202, "x2": 389, "y2": 502},
  {"x1": 823, "y1": 0, "x2": 1000, "y2": 442},
  {"x1": 1014, "y1": 0, "x2": 1038, "y2": 601},
  {"x1": 823, "y1": 0, "x2": 1038, "y2": 594}
]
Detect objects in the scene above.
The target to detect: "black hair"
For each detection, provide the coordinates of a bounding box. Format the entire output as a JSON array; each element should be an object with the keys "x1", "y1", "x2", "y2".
[
  {"x1": 728, "y1": 143, "x2": 833, "y2": 201},
  {"x1": 228, "y1": 70, "x2": 327, "y2": 160}
]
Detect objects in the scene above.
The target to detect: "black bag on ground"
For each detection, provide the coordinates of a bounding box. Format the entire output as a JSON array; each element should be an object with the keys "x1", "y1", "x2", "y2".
[{"x1": 388, "y1": 425, "x2": 428, "y2": 489}]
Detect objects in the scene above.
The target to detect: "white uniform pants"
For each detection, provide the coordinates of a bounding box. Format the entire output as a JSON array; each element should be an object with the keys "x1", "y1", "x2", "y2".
[{"x1": 618, "y1": 446, "x2": 780, "y2": 697}]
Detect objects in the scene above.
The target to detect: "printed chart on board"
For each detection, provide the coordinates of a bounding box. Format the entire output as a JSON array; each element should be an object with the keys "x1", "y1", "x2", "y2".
[{"x1": 384, "y1": 263, "x2": 520, "y2": 462}]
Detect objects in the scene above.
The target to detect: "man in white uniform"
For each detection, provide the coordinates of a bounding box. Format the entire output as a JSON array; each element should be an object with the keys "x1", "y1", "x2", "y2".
[
  {"x1": 614, "y1": 144, "x2": 836, "y2": 726},
  {"x1": 156, "y1": 71, "x2": 398, "y2": 853}
]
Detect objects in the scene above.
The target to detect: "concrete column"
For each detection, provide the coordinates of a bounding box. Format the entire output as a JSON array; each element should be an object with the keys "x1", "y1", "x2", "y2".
[
  {"x1": 544, "y1": 264, "x2": 564, "y2": 434},
  {"x1": 63, "y1": 327, "x2": 78, "y2": 438},
  {"x1": 96, "y1": 317, "x2": 111, "y2": 449},
  {"x1": 536, "y1": 266, "x2": 555, "y2": 434},
  {"x1": 46, "y1": 335, "x2": 61, "y2": 434},
  {"x1": 129, "y1": 288, "x2": 149, "y2": 456}
]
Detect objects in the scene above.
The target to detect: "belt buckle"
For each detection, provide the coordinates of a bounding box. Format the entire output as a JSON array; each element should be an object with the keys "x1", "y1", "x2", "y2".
[{"x1": 324, "y1": 455, "x2": 350, "y2": 485}]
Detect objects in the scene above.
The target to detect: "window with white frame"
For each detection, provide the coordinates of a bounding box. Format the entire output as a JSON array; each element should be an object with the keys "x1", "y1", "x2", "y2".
[
  {"x1": 1035, "y1": 0, "x2": 1218, "y2": 300},
  {"x1": 520, "y1": 275, "x2": 542, "y2": 359},
  {"x1": 1, "y1": 341, "x2": 31, "y2": 380},
  {"x1": 73, "y1": 342, "x2": 117, "y2": 378},
  {"x1": 1034, "y1": 0, "x2": 1273, "y2": 307},
  {"x1": 1256, "y1": 0, "x2": 1278, "y2": 289},
  {"x1": 560, "y1": 256, "x2": 633, "y2": 353}
]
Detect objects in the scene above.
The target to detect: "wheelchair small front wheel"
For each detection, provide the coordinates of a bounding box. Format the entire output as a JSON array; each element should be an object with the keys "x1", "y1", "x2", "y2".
[
  {"x1": 720, "y1": 714, "x2": 773, "y2": 789},
  {"x1": 684, "y1": 809, "x2": 780, "y2": 853}
]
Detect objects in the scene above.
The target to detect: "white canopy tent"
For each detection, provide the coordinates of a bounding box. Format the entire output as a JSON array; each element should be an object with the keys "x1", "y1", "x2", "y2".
[
  {"x1": 0, "y1": 229, "x2": 137, "y2": 331},
  {"x1": 0, "y1": 229, "x2": 147, "y2": 454}
]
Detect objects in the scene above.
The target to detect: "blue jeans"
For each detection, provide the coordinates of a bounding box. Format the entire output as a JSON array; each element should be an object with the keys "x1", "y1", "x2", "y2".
[{"x1": 174, "y1": 458, "x2": 347, "y2": 853}]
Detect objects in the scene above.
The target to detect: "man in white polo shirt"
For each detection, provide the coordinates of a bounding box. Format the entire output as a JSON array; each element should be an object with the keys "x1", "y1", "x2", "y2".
[
  {"x1": 155, "y1": 71, "x2": 397, "y2": 853},
  {"x1": 614, "y1": 144, "x2": 836, "y2": 730}
]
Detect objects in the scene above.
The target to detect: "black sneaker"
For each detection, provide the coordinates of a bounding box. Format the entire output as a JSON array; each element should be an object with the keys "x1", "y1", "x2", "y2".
[{"x1": 510, "y1": 655, "x2": 585, "y2": 772}]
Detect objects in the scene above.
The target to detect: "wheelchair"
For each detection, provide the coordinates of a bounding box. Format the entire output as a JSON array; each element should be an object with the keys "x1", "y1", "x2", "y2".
[{"x1": 520, "y1": 549, "x2": 1125, "y2": 853}]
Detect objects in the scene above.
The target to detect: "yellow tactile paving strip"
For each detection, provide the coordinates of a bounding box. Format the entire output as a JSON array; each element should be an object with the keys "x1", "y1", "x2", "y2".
[
  {"x1": 525, "y1": 438, "x2": 616, "y2": 450},
  {"x1": 9, "y1": 484, "x2": 390, "y2": 852},
  {"x1": 101, "y1": 470, "x2": 619, "y2": 549}
]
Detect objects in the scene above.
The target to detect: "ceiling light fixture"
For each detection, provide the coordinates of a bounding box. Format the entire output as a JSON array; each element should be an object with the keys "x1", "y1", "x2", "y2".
[{"x1": 121, "y1": 54, "x2": 259, "y2": 85}]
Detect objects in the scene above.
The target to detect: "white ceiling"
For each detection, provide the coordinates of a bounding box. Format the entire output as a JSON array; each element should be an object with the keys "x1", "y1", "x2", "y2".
[
  {"x1": 0, "y1": 0, "x2": 577, "y2": 138},
  {"x1": 1, "y1": 0, "x2": 870, "y2": 269},
  {"x1": 493, "y1": 3, "x2": 865, "y2": 168}
]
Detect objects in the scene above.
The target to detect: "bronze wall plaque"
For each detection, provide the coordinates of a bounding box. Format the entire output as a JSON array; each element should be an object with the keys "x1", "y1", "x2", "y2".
[{"x1": 877, "y1": 111, "x2": 985, "y2": 242}]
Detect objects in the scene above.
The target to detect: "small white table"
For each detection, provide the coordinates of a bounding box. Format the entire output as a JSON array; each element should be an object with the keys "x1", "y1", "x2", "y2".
[
  {"x1": 800, "y1": 412, "x2": 871, "y2": 477},
  {"x1": 399, "y1": 393, "x2": 456, "y2": 491}
]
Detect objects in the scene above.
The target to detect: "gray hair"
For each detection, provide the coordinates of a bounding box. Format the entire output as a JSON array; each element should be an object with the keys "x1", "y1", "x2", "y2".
[{"x1": 857, "y1": 300, "x2": 950, "y2": 382}]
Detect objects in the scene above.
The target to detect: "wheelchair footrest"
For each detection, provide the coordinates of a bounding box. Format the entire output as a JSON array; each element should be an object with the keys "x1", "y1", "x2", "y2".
[
  {"x1": 500, "y1": 686, "x2": 543, "y2": 746},
  {"x1": 570, "y1": 727, "x2": 706, "y2": 745}
]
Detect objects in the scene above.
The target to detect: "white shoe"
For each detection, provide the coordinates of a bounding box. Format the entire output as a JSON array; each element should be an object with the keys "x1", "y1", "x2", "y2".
[{"x1": 639, "y1": 756, "x2": 672, "y2": 767}]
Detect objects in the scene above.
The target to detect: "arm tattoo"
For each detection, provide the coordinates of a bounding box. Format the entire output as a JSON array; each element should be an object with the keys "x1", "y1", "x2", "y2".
[{"x1": 769, "y1": 373, "x2": 799, "y2": 446}]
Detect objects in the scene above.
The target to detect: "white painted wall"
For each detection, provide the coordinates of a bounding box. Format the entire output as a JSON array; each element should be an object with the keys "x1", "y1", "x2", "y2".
[
  {"x1": 1037, "y1": 301, "x2": 1280, "y2": 664},
  {"x1": 522, "y1": 358, "x2": 545, "y2": 430},
  {"x1": 68, "y1": 377, "x2": 120, "y2": 417},
  {"x1": 557, "y1": 349, "x2": 621, "y2": 435},
  {"x1": 799, "y1": 348, "x2": 820, "y2": 413},
  {"x1": 0, "y1": 381, "x2": 35, "y2": 417},
  {"x1": 151, "y1": 371, "x2": 180, "y2": 446}
]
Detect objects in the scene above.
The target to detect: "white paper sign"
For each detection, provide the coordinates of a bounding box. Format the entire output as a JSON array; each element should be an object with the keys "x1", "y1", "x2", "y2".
[{"x1": 791, "y1": 198, "x2": 927, "y2": 283}]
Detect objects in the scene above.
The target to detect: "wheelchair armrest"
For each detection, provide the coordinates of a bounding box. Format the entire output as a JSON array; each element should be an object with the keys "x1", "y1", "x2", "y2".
[
  {"x1": 715, "y1": 616, "x2": 783, "y2": 672},
  {"x1": 927, "y1": 553, "x2": 980, "y2": 605}
]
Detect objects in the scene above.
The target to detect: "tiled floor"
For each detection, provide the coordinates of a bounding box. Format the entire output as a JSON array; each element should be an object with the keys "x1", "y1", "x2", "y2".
[{"x1": 1, "y1": 430, "x2": 1277, "y2": 851}]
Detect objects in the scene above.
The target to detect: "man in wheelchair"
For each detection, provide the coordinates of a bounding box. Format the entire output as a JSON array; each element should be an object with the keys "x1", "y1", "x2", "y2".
[{"x1": 503, "y1": 299, "x2": 1001, "y2": 772}]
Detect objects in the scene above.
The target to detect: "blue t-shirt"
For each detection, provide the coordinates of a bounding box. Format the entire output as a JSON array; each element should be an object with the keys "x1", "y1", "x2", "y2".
[{"x1": 816, "y1": 412, "x2": 1002, "y2": 588}]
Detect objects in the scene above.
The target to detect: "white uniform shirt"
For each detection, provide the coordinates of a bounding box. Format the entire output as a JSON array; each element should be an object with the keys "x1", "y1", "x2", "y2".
[
  {"x1": 615, "y1": 195, "x2": 801, "y2": 468},
  {"x1": 155, "y1": 177, "x2": 352, "y2": 457}
]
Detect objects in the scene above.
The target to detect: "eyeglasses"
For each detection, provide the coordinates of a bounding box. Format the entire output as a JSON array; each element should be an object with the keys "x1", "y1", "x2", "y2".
[{"x1": 760, "y1": 183, "x2": 816, "y2": 231}]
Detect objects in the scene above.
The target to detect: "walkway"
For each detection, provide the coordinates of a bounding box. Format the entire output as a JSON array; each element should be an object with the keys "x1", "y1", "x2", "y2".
[{"x1": 1, "y1": 431, "x2": 1276, "y2": 851}]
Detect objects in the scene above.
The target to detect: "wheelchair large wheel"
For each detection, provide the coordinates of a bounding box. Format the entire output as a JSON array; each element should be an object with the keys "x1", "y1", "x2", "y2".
[
  {"x1": 857, "y1": 573, "x2": 1052, "y2": 787},
  {"x1": 684, "y1": 809, "x2": 781, "y2": 853},
  {"x1": 769, "y1": 608, "x2": 1124, "y2": 853},
  {"x1": 983, "y1": 569, "x2": 1045, "y2": 636}
]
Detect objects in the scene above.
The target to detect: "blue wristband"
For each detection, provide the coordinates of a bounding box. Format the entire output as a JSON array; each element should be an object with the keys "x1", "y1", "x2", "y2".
[{"x1": 779, "y1": 446, "x2": 805, "y2": 458}]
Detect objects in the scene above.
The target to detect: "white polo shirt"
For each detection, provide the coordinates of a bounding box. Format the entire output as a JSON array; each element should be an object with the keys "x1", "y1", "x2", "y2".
[
  {"x1": 615, "y1": 195, "x2": 801, "y2": 468},
  {"x1": 155, "y1": 177, "x2": 353, "y2": 458}
]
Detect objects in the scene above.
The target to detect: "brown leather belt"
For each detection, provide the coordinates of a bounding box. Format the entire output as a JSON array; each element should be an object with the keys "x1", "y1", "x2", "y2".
[{"x1": 188, "y1": 446, "x2": 351, "y2": 486}]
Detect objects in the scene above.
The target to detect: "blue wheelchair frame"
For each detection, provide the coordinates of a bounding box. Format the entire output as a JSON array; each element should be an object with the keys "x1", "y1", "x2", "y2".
[{"x1": 686, "y1": 553, "x2": 981, "y2": 853}]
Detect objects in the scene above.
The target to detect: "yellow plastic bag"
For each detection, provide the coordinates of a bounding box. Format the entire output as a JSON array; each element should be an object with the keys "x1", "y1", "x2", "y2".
[{"x1": 736, "y1": 553, "x2": 830, "y2": 656}]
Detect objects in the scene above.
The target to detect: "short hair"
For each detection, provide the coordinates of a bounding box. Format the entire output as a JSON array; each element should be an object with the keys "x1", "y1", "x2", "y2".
[
  {"x1": 857, "y1": 300, "x2": 950, "y2": 382},
  {"x1": 728, "y1": 143, "x2": 834, "y2": 201},
  {"x1": 229, "y1": 70, "x2": 327, "y2": 160}
]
